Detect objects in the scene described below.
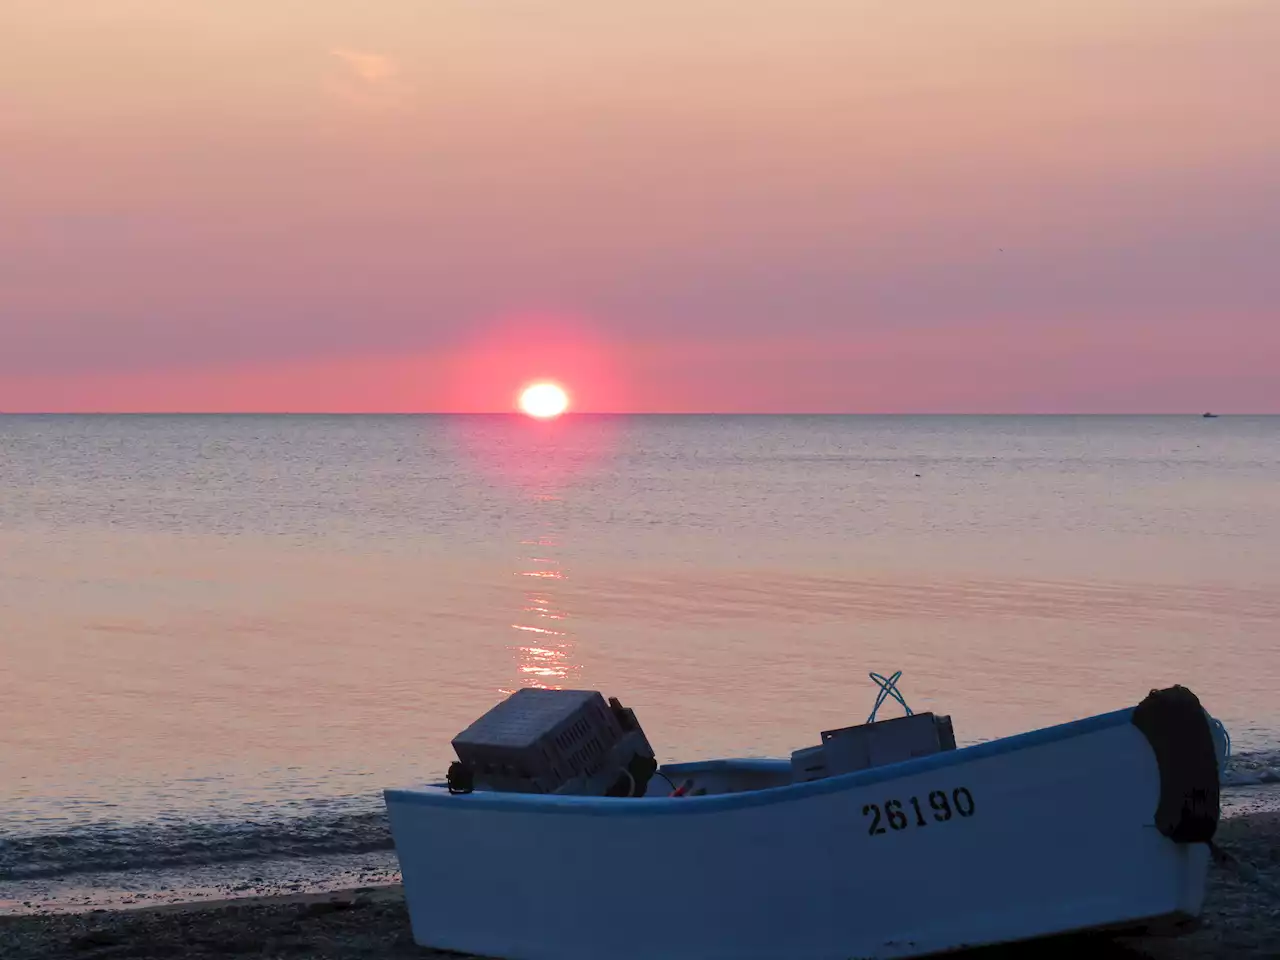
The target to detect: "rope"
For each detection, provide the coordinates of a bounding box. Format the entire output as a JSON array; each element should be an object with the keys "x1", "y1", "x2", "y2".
[
  {"x1": 617, "y1": 767, "x2": 636, "y2": 797},
  {"x1": 867, "y1": 670, "x2": 913, "y2": 724},
  {"x1": 1210, "y1": 715, "x2": 1231, "y2": 760}
]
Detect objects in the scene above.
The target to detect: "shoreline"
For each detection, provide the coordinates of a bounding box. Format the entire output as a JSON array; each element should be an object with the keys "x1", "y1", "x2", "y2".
[
  {"x1": 4, "y1": 783, "x2": 1272, "y2": 919},
  {"x1": 0, "y1": 850, "x2": 402, "y2": 917},
  {"x1": 2, "y1": 813, "x2": 1277, "y2": 959}
]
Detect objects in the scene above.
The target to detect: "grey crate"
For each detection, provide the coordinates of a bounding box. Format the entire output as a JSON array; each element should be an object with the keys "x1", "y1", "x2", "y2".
[
  {"x1": 790, "y1": 744, "x2": 829, "y2": 783},
  {"x1": 820, "y1": 712, "x2": 951, "y2": 776},
  {"x1": 791, "y1": 712, "x2": 958, "y2": 783}
]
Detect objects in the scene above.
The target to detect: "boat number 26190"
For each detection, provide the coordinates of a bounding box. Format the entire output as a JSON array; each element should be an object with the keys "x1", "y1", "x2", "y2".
[{"x1": 862, "y1": 788, "x2": 975, "y2": 835}]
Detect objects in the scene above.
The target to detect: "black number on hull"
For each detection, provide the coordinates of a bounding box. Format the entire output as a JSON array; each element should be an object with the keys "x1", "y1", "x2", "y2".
[
  {"x1": 929, "y1": 790, "x2": 952, "y2": 821},
  {"x1": 885, "y1": 800, "x2": 908, "y2": 830},
  {"x1": 909, "y1": 796, "x2": 927, "y2": 827},
  {"x1": 863, "y1": 803, "x2": 886, "y2": 835},
  {"x1": 864, "y1": 787, "x2": 974, "y2": 837}
]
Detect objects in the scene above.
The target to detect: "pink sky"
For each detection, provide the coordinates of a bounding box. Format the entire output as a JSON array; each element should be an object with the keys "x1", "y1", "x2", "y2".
[{"x1": 1, "y1": 0, "x2": 1277, "y2": 412}]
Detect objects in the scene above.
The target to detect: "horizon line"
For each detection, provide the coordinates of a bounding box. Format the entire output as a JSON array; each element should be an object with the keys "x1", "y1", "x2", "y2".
[{"x1": 0, "y1": 411, "x2": 1263, "y2": 418}]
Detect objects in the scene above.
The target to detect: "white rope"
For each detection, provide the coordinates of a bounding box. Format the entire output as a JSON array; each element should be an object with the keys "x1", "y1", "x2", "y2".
[{"x1": 1210, "y1": 716, "x2": 1231, "y2": 759}]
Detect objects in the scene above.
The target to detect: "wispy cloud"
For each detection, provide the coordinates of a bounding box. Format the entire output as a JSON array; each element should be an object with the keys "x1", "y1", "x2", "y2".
[
  {"x1": 330, "y1": 48, "x2": 398, "y2": 85},
  {"x1": 327, "y1": 48, "x2": 409, "y2": 112}
]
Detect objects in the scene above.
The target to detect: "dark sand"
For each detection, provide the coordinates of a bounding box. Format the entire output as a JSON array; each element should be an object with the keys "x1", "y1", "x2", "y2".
[{"x1": 3, "y1": 814, "x2": 1277, "y2": 960}]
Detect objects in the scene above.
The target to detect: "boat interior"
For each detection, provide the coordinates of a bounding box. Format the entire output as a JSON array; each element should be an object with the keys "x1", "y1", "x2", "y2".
[{"x1": 643, "y1": 758, "x2": 794, "y2": 797}]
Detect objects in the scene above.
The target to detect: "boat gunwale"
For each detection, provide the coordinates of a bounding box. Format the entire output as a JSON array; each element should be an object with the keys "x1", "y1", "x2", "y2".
[{"x1": 384, "y1": 706, "x2": 1136, "y2": 817}]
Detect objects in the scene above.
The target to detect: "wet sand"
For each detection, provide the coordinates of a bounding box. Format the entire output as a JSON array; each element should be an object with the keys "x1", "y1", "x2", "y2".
[{"x1": 3, "y1": 813, "x2": 1277, "y2": 960}]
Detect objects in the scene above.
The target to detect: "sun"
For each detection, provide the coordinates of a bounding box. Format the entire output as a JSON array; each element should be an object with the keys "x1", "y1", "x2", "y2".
[{"x1": 518, "y1": 382, "x2": 570, "y2": 419}]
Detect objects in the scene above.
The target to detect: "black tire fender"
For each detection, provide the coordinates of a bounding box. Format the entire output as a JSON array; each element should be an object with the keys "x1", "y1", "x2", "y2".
[{"x1": 1131, "y1": 685, "x2": 1220, "y2": 843}]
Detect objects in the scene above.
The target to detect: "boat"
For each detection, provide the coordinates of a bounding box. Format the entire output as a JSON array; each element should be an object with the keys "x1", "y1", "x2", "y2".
[
  {"x1": 1203, "y1": 412, "x2": 1219, "y2": 418},
  {"x1": 384, "y1": 682, "x2": 1226, "y2": 960}
]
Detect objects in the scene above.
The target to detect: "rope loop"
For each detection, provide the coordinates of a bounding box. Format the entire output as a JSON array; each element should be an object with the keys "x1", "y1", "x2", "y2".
[{"x1": 867, "y1": 670, "x2": 913, "y2": 724}]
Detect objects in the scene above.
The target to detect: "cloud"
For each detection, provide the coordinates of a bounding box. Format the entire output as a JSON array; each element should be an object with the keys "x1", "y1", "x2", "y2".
[
  {"x1": 330, "y1": 48, "x2": 398, "y2": 85},
  {"x1": 326, "y1": 48, "x2": 409, "y2": 112}
]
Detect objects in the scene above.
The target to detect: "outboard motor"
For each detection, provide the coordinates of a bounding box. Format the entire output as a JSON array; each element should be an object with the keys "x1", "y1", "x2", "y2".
[{"x1": 448, "y1": 688, "x2": 657, "y2": 797}]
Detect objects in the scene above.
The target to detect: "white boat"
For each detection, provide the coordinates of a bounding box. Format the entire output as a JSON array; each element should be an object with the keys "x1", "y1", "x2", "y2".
[{"x1": 384, "y1": 684, "x2": 1225, "y2": 960}]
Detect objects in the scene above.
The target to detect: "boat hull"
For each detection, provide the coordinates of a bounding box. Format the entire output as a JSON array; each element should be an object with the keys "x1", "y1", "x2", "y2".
[{"x1": 385, "y1": 696, "x2": 1217, "y2": 960}]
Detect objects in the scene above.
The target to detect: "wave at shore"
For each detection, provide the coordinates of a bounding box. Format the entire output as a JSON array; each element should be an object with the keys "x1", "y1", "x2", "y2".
[
  {"x1": 0, "y1": 809, "x2": 394, "y2": 883},
  {"x1": 4, "y1": 750, "x2": 1278, "y2": 884}
]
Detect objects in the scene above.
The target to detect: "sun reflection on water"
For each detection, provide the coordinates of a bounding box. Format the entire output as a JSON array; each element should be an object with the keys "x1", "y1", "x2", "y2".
[
  {"x1": 503, "y1": 497, "x2": 582, "y2": 693},
  {"x1": 442, "y1": 416, "x2": 604, "y2": 695}
]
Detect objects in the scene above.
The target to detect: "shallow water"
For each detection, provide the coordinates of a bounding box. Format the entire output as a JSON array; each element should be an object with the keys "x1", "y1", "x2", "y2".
[{"x1": 1, "y1": 414, "x2": 1278, "y2": 890}]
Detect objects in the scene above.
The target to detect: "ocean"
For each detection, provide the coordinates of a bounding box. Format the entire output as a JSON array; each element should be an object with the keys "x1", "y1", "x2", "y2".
[{"x1": 2, "y1": 414, "x2": 1278, "y2": 909}]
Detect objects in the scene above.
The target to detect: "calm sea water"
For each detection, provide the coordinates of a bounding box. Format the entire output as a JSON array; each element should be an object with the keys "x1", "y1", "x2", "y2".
[{"x1": 2, "y1": 415, "x2": 1278, "y2": 897}]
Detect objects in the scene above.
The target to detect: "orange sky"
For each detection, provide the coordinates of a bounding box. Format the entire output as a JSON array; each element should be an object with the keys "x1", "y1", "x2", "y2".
[{"x1": 2, "y1": 0, "x2": 1277, "y2": 412}]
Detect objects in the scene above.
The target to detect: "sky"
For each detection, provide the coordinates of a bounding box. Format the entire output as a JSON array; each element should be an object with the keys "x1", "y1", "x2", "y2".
[{"x1": 1, "y1": 0, "x2": 1277, "y2": 413}]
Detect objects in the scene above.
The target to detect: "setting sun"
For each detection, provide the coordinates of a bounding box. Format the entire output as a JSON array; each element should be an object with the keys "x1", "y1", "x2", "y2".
[{"x1": 518, "y1": 382, "x2": 570, "y2": 419}]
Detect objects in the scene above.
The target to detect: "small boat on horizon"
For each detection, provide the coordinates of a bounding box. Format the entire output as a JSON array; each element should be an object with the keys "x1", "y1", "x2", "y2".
[
  {"x1": 384, "y1": 681, "x2": 1227, "y2": 960},
  {"x1": 1203, "y1": 412, "x2": 1219, "y2": 418}
]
